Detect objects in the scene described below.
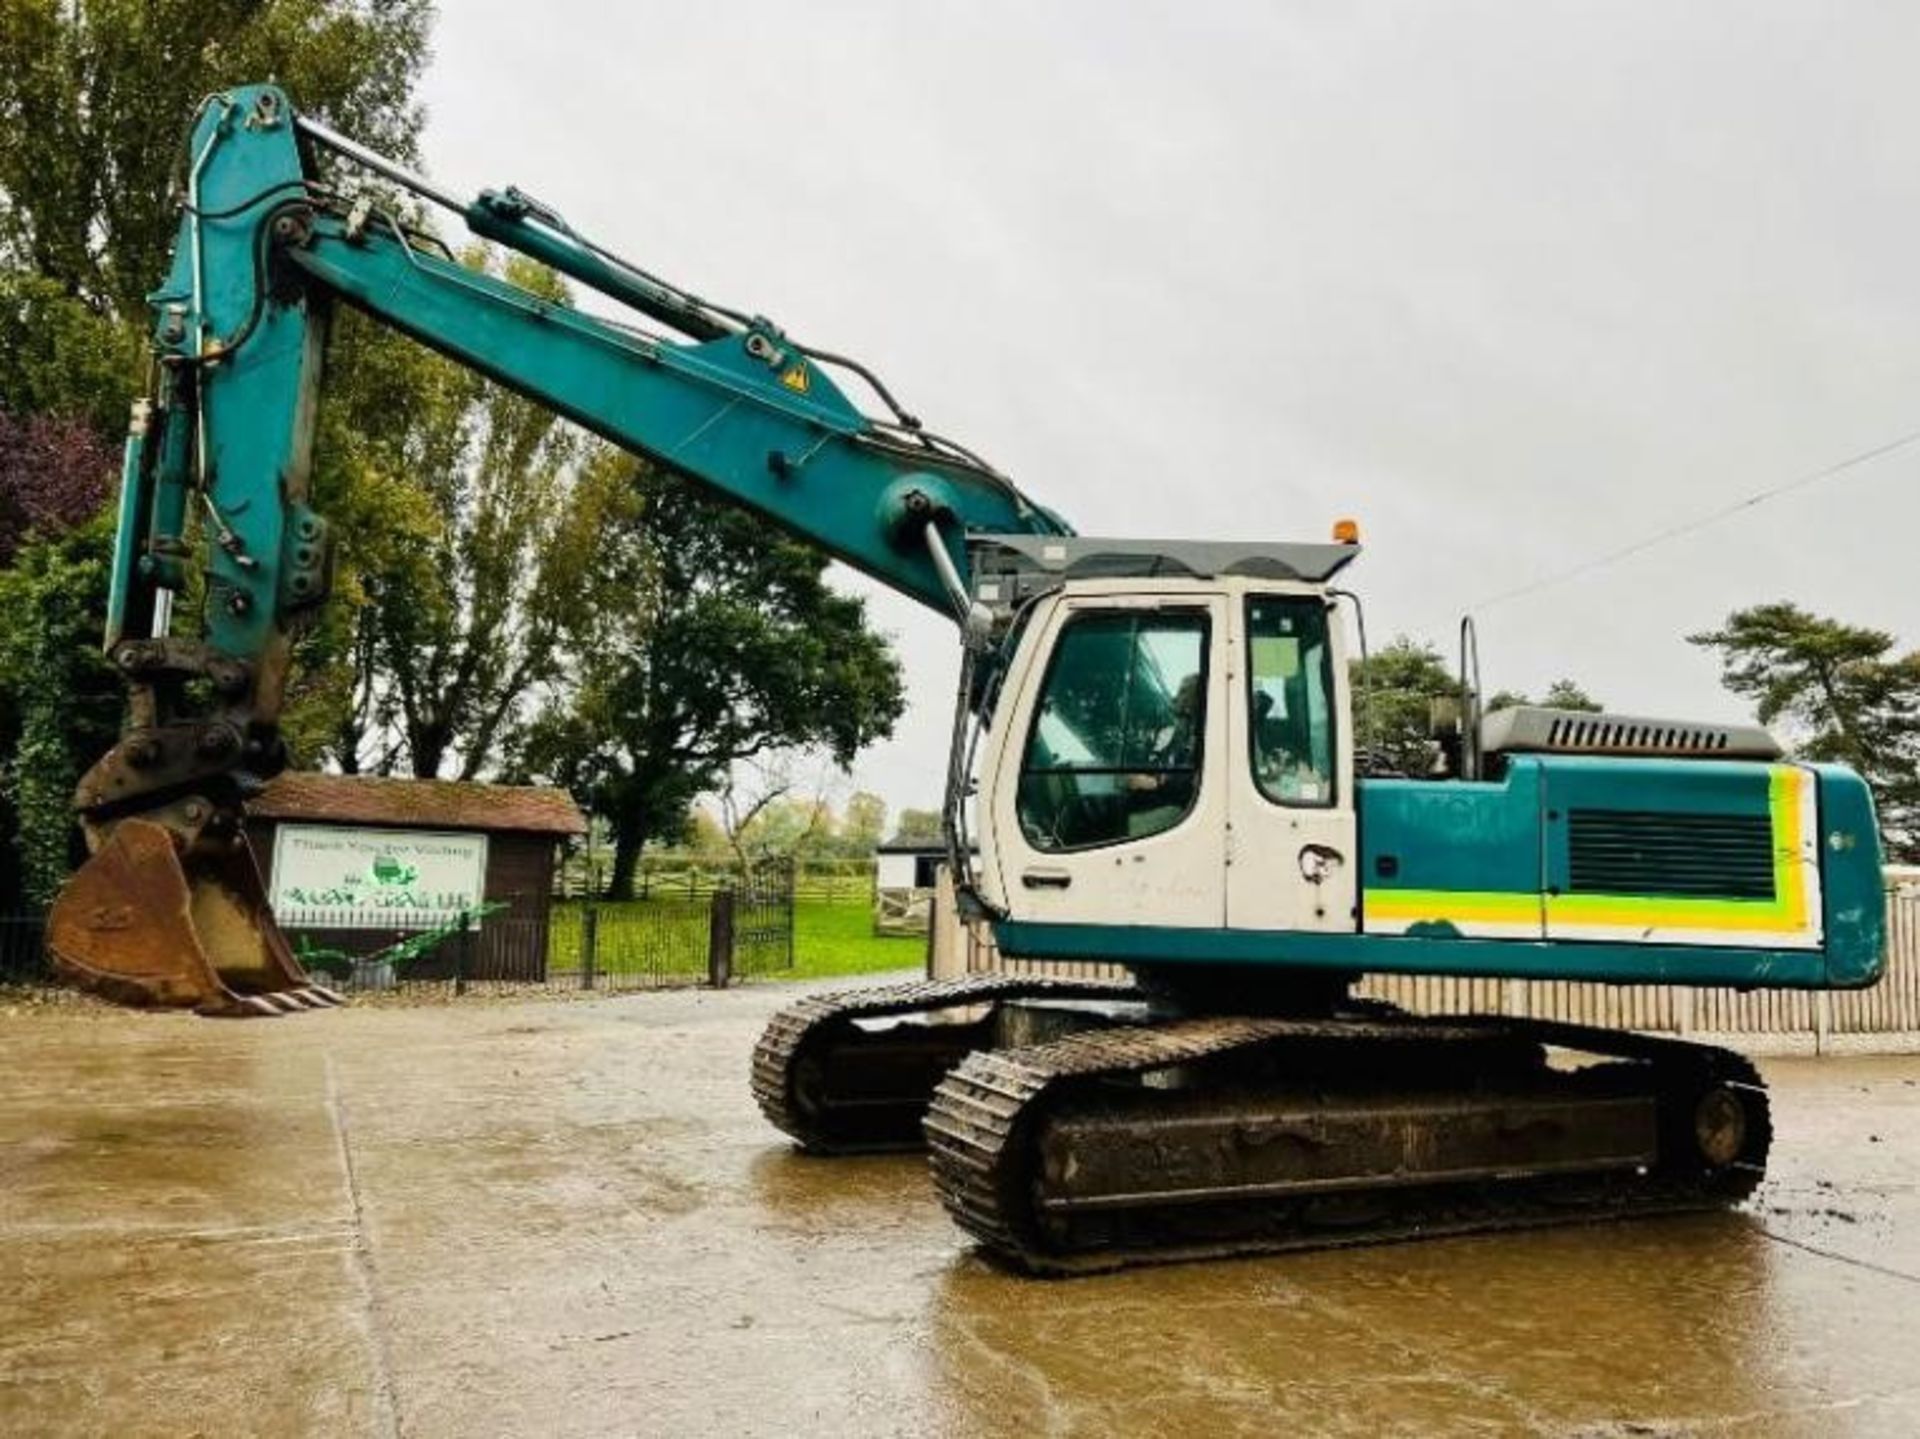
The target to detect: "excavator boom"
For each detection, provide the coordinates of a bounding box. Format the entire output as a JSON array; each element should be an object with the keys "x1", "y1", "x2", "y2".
[{"x1": 50, "y1": 85, "x2": 1067, "y2": 1013}]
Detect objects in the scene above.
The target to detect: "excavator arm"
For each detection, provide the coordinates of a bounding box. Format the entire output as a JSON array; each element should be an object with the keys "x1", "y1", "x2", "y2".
[{"x1": 50, "y1": 84, "x2": 1068, "y2": 1013}]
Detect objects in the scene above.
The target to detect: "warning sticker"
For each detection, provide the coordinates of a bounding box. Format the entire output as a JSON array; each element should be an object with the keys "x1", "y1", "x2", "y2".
[{"x1": 779, "y1": 364, "x2": 811, "y2": 394}]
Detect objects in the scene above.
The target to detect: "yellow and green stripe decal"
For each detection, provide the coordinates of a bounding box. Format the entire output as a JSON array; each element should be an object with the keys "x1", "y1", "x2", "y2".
[
  {"x1": 1365, "y1": 890, "x2": 1541, "y2": 925},
  {"x1": 1364, "y1": 766, "x2": 1819, "y2": 942}
]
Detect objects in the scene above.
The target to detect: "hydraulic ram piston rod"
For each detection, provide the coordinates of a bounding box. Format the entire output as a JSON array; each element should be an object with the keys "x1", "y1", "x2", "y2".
[{"x1": 294, "y1": 113, "x2": 466, "y2": 214}]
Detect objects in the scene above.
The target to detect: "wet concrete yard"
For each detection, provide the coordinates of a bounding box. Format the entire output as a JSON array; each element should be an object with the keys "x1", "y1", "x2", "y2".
[{"x1": 4, "y1": 980, "x2": 1918, "y2": 1437}]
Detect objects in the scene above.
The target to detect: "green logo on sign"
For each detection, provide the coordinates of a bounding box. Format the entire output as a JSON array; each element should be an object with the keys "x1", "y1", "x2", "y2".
[{"x1": 370, "y1": 854, "x2": 419, "y2": 888}]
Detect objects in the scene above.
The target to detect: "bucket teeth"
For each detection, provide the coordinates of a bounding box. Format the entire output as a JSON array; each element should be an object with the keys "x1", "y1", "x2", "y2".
[{"x1": 211, "y1": 994, "x2": 287, "y2": 1019}]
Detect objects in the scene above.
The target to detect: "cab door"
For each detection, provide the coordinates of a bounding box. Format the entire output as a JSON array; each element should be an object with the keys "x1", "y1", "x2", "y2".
[
  {"x1": 984, "y1": 591, "x2": 1229, "y2": 929},
  {"x1": 1225, "y1": 588, "x2": 1359, "y2": 933}
]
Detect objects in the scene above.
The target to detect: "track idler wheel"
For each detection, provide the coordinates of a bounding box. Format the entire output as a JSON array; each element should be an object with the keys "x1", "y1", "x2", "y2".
[
  {"x1": 1691, "y1": 1087, "x2": 1750, "y2": 1168},
  {"x1": 47, "y1": 817, "x2": 341, "y2": 1017},
  {"x1": 1649, "y1": 1052, "x2": 1771, "y2": 1202}
]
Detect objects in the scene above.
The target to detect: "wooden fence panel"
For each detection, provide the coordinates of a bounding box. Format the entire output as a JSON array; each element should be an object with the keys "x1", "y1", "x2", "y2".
[{"x1": 932, "y1": 878, "x2": 1920, "y2": 1047}]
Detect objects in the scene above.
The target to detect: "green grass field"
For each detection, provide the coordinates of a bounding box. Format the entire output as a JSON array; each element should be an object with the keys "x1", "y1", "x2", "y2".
[
  {"x1": 786, "y1": 899, "x2": 924, "y2": 980},
  {"x1": 545, "y1": 896, "x2": 920, "y2": 982}
]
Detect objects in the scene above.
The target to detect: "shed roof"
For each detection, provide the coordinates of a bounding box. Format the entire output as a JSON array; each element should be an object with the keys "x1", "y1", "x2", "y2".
[{"x1": 249, "y1": 772, "x2": 586, "y2": 837}]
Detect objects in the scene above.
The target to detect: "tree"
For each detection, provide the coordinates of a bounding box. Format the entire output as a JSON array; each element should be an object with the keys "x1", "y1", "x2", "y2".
[
  {"x1": 347, "y1": 255, "x2": 643, "y2": 780},
  {"x1": 0, "y1": 408, "x2": 116, "y2": 564},
  {"x1": 891, "y1": 808, "x2": 944, "y2": 844},
  {"x1": 713, "y1": 759, "x2": 814, "y2": 865},
  {"x1": 1355, "y1": 639, "x2": 1606, "y2": 777},
  {"x1": 682, "y1": 807, "x2": 728, "y2": 856},
  {"x1": 1540, "y1": 679, "x2": 1603, "y2": 712},
  {"x1": 0, "y1": 2, "x2": 434, "y2": 493},
  {"x1": 0, "y1": 1, "x2": 430, "y2": 318},
  {"x1": 0, "y1": 514, "x2": 121, "y2": 907},
  {"x1": 0, "y1": 272, "x2": 145, "y2": 436},
  {"x1": 0, "y1": 405, "x2": 123, "y2": 909},
  {"x1": 729, "y1": 795, "x2": 835, "y2": 863},
  {"x1": 1350, "y1": 637, "x2": 1457, "y2": 777},
  {"x1": 1690, "y1": 602, "x2": 1920, "y2": 859},
  {"x1": 717, "y1": 770, "x2": 891, "y2": 862},
  {"x1": 838, "y1": 792, "x2": 888, "y2": 857},
  {"x1": 513, "y1": 452, "x2": 907, "y2": 899},
  {"x1": 270, "y1": 296, "x2": 465, "y2": 771},
  {"x1": 0, "y1": 1, "x2": 434, "y2": 900},
  {"x1": 1486, "y1": 678, "x2": 1604, "y2": 713}
]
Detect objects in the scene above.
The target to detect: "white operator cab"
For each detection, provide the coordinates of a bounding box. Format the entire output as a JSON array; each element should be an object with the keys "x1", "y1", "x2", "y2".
[{"x1": 965, "y1": 537, "x2": 1363, "y2": 943}]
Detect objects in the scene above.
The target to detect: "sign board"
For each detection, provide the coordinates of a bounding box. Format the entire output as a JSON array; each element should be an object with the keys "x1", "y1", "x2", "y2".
[{"x1": 270, "y1": 825, "x2": 489, "y2": 929}]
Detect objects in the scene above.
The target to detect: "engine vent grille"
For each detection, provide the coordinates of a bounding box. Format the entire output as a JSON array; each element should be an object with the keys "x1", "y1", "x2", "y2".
[
  {"x1": 1548, "y1": 717, "x2": 1730, "y2": 752},
  {"x1": 1480, "y1": 705, "x2": 1782, "y2": 760},
  {"x1": 1568, "y1": 809, "x2": 1775, "y2": 899}
]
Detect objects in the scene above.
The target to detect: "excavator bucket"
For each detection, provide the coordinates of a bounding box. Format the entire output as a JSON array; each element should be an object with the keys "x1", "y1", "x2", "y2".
[{"x1": 47, "y1": 818, "x2": 343, "y2": 1017}]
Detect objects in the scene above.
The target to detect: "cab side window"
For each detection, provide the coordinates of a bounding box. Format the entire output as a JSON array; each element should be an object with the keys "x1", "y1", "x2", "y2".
[
  {"x1": 1246, "y1": 598, "x2": 1336, "y2": 807},
  {"x1": 1016, "y1": 611, "x2": 1208, "y2": 852}
]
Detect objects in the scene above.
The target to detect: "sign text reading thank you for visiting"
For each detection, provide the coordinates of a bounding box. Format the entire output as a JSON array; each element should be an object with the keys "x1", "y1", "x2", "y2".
[{"x1": 270, "y1": 825, "x2": 489, "y2": 928}]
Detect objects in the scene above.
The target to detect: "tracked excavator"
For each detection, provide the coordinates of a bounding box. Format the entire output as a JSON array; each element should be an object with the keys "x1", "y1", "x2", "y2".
[{"x1": 50, "y1": 87, "x2": 1888, "y2": 1272}]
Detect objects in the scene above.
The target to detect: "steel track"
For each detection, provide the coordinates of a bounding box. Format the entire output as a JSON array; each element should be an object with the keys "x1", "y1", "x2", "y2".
[
  {"x1": 750, "y1": 973, "x2": 1139, "y2": 1153},
  {"x1": 923, "y1": 1012, "x2": 1770, "y2": 1275}
]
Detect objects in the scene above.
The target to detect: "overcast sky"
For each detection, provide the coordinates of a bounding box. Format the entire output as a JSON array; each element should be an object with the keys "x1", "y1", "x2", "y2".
[{"x1": 417, "y1": 3, "x2": 1920, "y2": 816}]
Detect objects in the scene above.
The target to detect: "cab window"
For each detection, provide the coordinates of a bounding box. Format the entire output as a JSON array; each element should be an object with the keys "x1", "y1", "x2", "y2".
[
  {"x1": 1016, "y1": 611, "x2": 1208, "y2": 852},
  {"x1": 1246, "y1": 597, "x2": 1336, "y2": 807}
]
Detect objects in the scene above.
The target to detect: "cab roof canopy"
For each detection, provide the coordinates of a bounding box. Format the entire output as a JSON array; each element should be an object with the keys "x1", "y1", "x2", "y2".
[{"x1": 972, "y1": 535, "x2": 1360, "y2": 597}]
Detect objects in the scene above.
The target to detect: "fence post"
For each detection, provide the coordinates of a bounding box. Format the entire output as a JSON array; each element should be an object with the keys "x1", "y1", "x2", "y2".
[
  {"x1": 1814, "y1": 991, "x2": 1831, "y2": 1056},
  {"x1": 924, "y1": 892, "x2": 941, "y2": 980},
  {"x1": 581, "y1": 898, "x2": 599, "y2": 991},
  {"x1": 708, "y1": 887, "x2": 735, "y2": 989},
  {"x1": 454, "y1": 911, "x2": 472, "y2": 996}
]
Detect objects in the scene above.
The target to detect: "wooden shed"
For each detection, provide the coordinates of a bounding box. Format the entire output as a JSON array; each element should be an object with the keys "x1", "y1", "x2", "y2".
[{"x1": 245, "y1": 773, "x2": 586, "y2": 980}]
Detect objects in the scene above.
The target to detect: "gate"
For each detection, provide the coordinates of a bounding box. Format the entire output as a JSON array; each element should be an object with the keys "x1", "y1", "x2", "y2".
[{"x1": 730, "y1": 856, "x2": 796, "y2": 978}]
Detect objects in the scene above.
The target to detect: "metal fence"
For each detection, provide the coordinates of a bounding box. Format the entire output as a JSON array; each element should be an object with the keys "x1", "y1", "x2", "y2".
[
  {"x1": 0, "y1": 911, "x2": 77, "y2": 1002},
  {"x1": 931, "y1": 877, "x2": 1920, "y2": 1053},
  {"x1": 0, "y1": 861, "x2": 795, "y2": 1004}
]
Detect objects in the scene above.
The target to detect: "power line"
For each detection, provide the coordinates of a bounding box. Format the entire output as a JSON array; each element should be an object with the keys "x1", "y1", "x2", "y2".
[{"x1": 1470, "y1": 422, "x2": 1920, "y2": 614}]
